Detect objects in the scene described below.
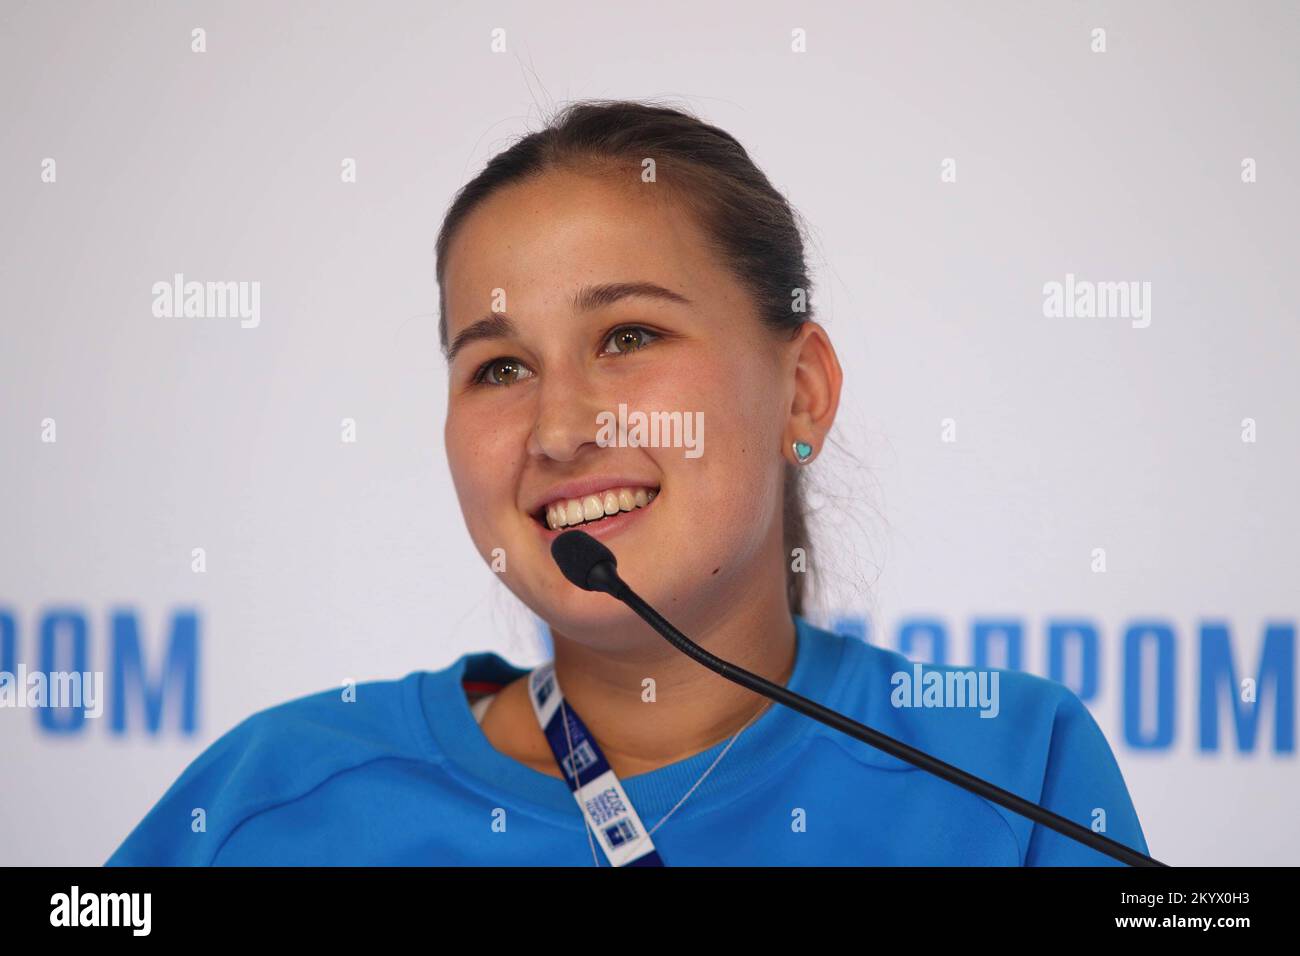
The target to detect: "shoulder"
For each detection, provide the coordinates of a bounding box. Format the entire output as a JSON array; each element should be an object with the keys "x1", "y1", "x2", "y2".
[
  {"x1": 834, "y1": 630, "x2": 1074, "y2": 712},
  {"x1": 830, "y1": 635, "x2": 1101, "y2": 782},
  {"x1": 104, "y1": 671, "x2": 438, "y2": 866},
  {"x1": 826, "y1": 633, "x2": 1147, "y2": 862}
]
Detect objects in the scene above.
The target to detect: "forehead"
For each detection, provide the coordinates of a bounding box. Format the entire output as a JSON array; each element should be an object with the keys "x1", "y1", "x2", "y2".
[{"x1": 442, "y1": 166, "x2": 742, "y2": 333}]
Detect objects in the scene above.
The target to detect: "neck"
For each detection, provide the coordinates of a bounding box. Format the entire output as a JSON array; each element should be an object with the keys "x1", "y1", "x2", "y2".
[{"x1": 549, "y1": 584, "x2": 798, "y2": 779}]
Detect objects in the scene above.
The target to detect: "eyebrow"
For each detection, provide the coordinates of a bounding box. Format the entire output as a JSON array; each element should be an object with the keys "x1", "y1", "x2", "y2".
[{"x1": 444, "y1": 281, "x2": 691, "y2": 364}]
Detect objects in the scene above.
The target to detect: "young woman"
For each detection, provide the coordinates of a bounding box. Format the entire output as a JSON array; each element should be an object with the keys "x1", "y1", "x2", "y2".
[{"x1": 106, "y1": 100, "x2": 1149, "y2": 866}]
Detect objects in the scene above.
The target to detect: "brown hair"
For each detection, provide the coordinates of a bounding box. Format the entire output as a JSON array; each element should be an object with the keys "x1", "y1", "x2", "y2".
[{"x1": 435, "y1": 99, "x2": 817, "y2": 618}]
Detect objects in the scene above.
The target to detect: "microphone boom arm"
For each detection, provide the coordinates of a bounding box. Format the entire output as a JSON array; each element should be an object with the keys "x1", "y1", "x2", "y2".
[{"x1": 587, "y1": 561, "x2": 1165, "y2": 868}]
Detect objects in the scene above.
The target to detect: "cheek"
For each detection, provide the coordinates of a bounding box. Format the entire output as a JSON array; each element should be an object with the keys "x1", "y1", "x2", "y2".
[
  {"x1": 643, "y1": 352, "x2": 784, "y2": 547},
  {"x1": 649, "y1": 347, "x2": 781, "y2": 462},
  {"x1": 445, "y1": 407, "x2": 523, "y2": 539},
  {"x1": 639, "y1": 344, "x2": 774, "y2": 421}
]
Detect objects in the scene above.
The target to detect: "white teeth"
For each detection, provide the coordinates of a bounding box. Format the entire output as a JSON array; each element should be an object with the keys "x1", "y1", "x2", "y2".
[{"x1": 540, "y1": 485, "x2": 659, "y2": 529}]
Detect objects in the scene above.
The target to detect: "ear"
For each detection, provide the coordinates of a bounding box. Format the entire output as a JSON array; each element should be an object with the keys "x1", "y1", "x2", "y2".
[{"x1": 783, "y1": 321, "x2": 843, "y2": 465}]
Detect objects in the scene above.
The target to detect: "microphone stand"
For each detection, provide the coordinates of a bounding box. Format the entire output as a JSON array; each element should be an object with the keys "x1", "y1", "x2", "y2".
[{"x1": 579, "y1": 552, "x2": 1165, "y2": 868}]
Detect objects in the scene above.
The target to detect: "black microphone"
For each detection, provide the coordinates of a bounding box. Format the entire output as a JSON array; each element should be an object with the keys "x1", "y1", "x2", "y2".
[{"x1": 550, "y1": 528, "x2": 1165, "y2": 868}]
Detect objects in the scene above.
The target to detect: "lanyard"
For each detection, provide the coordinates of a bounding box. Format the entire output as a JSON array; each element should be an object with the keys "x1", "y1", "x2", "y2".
[{"x1": 527, "y1": 662, "x2": 666, "y2": 867}]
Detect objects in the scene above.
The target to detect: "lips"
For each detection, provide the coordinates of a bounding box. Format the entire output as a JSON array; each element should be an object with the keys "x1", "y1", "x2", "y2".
[
  {"x1": 530, "y1": 485, "x2": 659, "y2": 528},
  {"x1": 524, "y1": 477, "x2": 660, "y2": 522},
  {"x1": 529, "y1": 485, "x2": 661, "y2": 542}
]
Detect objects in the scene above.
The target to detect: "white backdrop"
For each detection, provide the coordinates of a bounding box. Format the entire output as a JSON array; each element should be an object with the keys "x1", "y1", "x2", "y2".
[{"x1": 1, "y1": 0, "x2": 1296, "y2": 866}]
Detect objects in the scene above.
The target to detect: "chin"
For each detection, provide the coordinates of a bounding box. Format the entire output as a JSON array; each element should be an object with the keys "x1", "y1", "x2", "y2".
[{"x1": 532, "y1": 586, "x2": 664, "y2": 647}]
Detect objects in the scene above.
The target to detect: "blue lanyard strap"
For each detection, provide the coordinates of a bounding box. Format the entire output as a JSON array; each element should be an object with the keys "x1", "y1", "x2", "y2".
[{"x1": 527, "y1": 663, "x2": 666, "y2": 867}]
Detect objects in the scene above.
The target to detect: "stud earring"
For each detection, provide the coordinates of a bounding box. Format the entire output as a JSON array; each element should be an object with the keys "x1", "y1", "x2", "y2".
[{"x1": 792, "y1": 440, "x2": 814, "y2": 464}]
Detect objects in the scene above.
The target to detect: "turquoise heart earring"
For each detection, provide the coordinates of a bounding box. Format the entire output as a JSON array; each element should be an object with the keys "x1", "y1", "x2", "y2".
[{"x1": 792, "y1": 440, "x2": 814, "y2": 464}]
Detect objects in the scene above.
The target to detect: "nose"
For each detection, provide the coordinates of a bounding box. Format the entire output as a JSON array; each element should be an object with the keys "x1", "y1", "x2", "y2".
[{"x1": 526, "y1": 361, "x2": 603, "y2": 462}]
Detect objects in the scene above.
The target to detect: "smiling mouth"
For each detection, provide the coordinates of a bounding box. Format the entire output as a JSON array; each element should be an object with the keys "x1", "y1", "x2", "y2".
[{"x1": 531, "y1": 485, "x2": 660, "y2": 530}]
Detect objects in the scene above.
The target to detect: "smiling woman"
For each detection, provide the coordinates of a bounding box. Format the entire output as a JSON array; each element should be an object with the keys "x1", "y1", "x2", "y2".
[{"x1": 104, "y1": 99, "x2": 1150, "y2": 868}]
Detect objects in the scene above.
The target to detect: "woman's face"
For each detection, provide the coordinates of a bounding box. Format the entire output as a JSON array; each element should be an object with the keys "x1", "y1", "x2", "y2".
[{"x1": 442, "y1": 166, "x2": 796, "y2": 645}]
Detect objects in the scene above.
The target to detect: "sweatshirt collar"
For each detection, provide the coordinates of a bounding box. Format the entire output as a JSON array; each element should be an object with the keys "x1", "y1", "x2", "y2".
[{"x1": 413, "y1": 614, "x2": 851, "y2": 826}]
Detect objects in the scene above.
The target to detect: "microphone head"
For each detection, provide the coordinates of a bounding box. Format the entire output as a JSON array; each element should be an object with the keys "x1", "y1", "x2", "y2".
[{"x1": 551, "y1": 530, "x2": 619, "y2": 593}]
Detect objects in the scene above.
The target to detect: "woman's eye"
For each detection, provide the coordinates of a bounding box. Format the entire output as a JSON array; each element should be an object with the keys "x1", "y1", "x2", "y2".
[
  {"x1": 473, "y1": 358, "x2": 534, "y2": 387},
  {"x1": 602, "y1": 325, "x2": 659, "y2": 355},
  {"x1": 471, "y1": 327, "x2": 658, "y2": 387}
]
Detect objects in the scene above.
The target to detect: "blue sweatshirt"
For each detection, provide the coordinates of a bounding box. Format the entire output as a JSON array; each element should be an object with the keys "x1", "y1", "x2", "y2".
[{"x1": 105, "y1": 615, "x2": 1149, "y2": 866}]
